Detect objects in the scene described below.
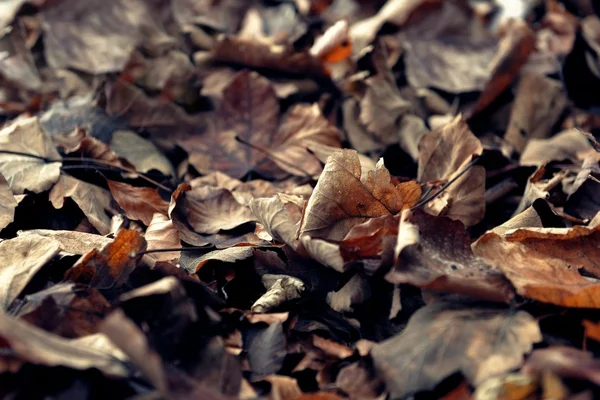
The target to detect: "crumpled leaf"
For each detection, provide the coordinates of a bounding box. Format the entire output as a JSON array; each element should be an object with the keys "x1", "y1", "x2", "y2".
[
  {"x1": 418, "y1": 115, "x2": 485, "y2": 226},
  {"x1": 251, "y1": 274, "x2": 306, "y2": 313},
  {"x1": 107, "y1": 180, "x2": 169, "y2": 226},
  {"x1": 0, "y1": 116, "x2": 61, "y2": 195},
  {"x1": 65, "y1": 229, "x2": 146, "y2": 289},
  {"x1": 0, "y1": 236, "x2": 60, "y2": 311},
  {"x1": 180, "y1": 246, "x2": 254, "y2": 274},
  {"x1": 0, "y1": 313, "x2": 129, "y2": 376},
  {"x1": 474, "y1": 216, "x2": 600, "y2": 307},
  {"x1": 523, "y1": 347, "x2": 600, "y2": 386},
  {"x1": 370, "y1": 302, "x2": 541, "y2": 399},
  {"x1": 299, "y1": 149, "x2": 421, "y2": 240},
  {"x1": 49, "y1": 175, "x2": 114, "y2": 235},
  {"x1": 521, "y1": 128, "x2": 593, "y2": 166},
  {"x1": 387, "y1": 209, "x2": 514, "y2": 303},
  {"x1": 248, "y1": 194, "x2": 304, "y2": 248}
]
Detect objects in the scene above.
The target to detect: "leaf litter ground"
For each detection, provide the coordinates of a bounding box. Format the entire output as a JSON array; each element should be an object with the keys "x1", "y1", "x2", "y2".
[{"x1": 0, "y1": 0, "x2": 599, "y2": 399}]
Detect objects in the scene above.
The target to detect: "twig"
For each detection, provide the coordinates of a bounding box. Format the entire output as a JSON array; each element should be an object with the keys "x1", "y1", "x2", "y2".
[{"x1": 412, "y1": 156, "x2": 480, "y2": 210}]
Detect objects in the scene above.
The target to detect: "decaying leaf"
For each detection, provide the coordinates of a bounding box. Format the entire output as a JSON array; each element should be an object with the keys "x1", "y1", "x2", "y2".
[
  {"x1": 107, "y1": 180, "x2": 169, "y2": 226},
  {"x1": 144, "y1": 213, "x2": 181, "y2": 263},
  {"x1": 49, "y1": 175, "x2": 114, "y2": 235},
  {"x1": 0, "y1": 236, "x2": 60, "y2": 310},
  {"x1": 300, "y1": 149, "x2": 421, "y2": 240},
  {"x1": 180, "y1": 246, "x2": 254, "y2": 274},
  {"x1": 65, "y1": 229, "x2": 146, "y2": 289},
  {"x1": 418, "y1": 115, "x2": 485, "y2": 225},
  {"x1": 0, "y1": 173, "x2": 17, "y2": 231},
  {"x1": 388, "y1": 209, "x2": 514, "y2": 303},
  {"x1": 252, "y1": 274, "x2": 306, "y2": 313},
  {"x1": 0, "y1": 116, "x2": 61, "y2": 194},
  {"x1": 371, "y1": 302, "x2": 541, "y2": 399}
]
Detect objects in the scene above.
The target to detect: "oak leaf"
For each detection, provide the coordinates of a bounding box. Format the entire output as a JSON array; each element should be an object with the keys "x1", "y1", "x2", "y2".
[{"x1": 299, "y1": 149, "x2": 421, "y2": 241}]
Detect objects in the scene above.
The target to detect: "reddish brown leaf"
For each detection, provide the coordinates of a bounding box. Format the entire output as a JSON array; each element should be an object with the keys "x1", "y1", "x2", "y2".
[
  {"x1": 299, "y1": 149, "x2": 421, "y2": 240},
  {"x1": 65, "y1": 229, "x2": 146, "y2": 289},
  {"x1": 107, "y1": 180, "x2": 169, "y2": 225}
]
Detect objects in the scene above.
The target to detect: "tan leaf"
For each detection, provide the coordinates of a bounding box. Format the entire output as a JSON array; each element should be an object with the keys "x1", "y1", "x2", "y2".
[
  {"x1": 49, "y1": 175, "x2": 113, "y2": 235},
  {"x1": 107, "y1": 180, "x2": 169, "y2": 225},
  {"x1": 145, "y1": 213, "x2": 181, "y2": 263},
  {"x1": 249, "y1": 194, "x2": 303, "y2": 248},
  {"x1": 17, "y1": 229, "x2": 112, "y2": 255},
  {"x1": 473, "y1": 220, "x2": 600, "y2": 307},
  {"x1": 418, "y1": 115, "x2": 485, "y2": 226},
  {"x1": 180, "y1": 246, "x2": 254, "y2": 274},
  {"x1": 387, "y1": 210, "x2": 514, "y2": 302},
  {"x1": 523, "y1": 347, "x2": 600, "y2": 386},
  {"x1": 299, "y1": 150, "x2": 421, "y2": 240},
  {"x1": 178, "y1": 185, "x2": 255, "y2": 235},
  {"x1": 110, "y1": 130, "x2": 175, "y2": 176},
  {"x1": 520, "y1": 128, "x2": 593, "y2": 166},
  {"x1": 371, "y1": 302, "x2": 541, "y2": 399},
  {"x1": 0, "y1": 313, "x2": 128, "y2": 376},
  {"x1": 0, "y1": 236, "x2": 60, "y2": 310},
  {"x1": 0, "y1": 116, "x2": 61, "y2": 194},
  {"x1": 0, "y1": 174, "x2": 17, "y2": 231}
]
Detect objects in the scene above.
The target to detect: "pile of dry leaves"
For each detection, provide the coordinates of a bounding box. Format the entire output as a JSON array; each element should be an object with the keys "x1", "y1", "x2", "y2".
[{"x1": 0, "y1": 0, "x2": 599, "y2": 398}]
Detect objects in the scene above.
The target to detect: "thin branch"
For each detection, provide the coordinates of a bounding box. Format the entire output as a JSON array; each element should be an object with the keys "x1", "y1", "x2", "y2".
[
  {"x1": 0, "y1": 150, "x2": 172, "y2": 192},
  {"x1": 412, "y1": 156, "x2": 480, "y2": 210}
]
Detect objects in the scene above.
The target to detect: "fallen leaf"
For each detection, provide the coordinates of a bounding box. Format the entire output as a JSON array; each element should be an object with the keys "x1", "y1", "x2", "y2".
[
  {"x1": 65, "y1": 229, "x2": 146, "y2": 289},
  {"x1": 418, "y1": 115, "x2": 485, "y2": 226},
  {"x1": 0, "y1": 312, "x2": 129, "y2": 376},
  {"x1": 180, "y1": 246, "x2": 254, "y2": 274},
  {"x1": 504, "y1": 73, "x2": 568, "y2": 153},
  {"x1": 107, "y1": 180, "x2": 169, "y2": 225},
  {"x1": 0, "y1": 236, "x2": 60, "y2": 311},
  {"x1": 387, "y1": 209, "x2": 514, "y2": 303},
  {"x1": 49, "y1": 175, "x2": 114, "y2": 235},
  {"x1": 473, "y1": 220, "x2": 600, "y2": 307},
  {"x1": 145, "y1": 213, "x2": 181, "y2": 263},
  {"x1": 520, "y1": 128, "x2": 593, "y2": 166},
  {"x1": 248, "y1": 194, "x2": 303, "y2": 248},
  {"x1": 245, "y1": 322, "x2": 287, "y2": 378},
  {"x1": 252, "y1": 274, "x2": 306, "y2": 313},
  {"x1": 523, "y1": 347, "x2": 600, "y2": 386},
  {"x1": 0, "y1": 116, "x2": 61, "y2": 194},
  {"x1": 299, "y1": 150, "x2": 421, "y2": 240},
  {"x1": 109, "y1": 130, "x2": 175, "y2": 176},
  {"x1": 17, "y1": 229, "x2": 112, "y2": 255},
  {"x1": 370, "y1": 302, "x2": 541, "y2": 399},
  {"x1": 0, "y1": 173, "x2": 17, "y2": 230}
]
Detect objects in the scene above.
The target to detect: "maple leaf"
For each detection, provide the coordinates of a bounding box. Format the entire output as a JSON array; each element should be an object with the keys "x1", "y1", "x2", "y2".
[
  {"x1": 371, "y1": 302, "x2": 541, "y2": 399},
  {"x1": 299, "y1": 149, "x2": 421, "y2": 241},
  {"x1": 0, "y1": 116, "x2": 61, "y2": 194}
]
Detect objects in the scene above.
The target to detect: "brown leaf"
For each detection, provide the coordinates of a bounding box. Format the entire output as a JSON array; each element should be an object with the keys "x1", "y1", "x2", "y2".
[
  {"x1": 180, "y1": 70, "x2": 279, "y2": 179},
  {"x1": 65, "y1": 229, "x2": 146, "y2": 289},
  {"x1": 523, "y1": 347, "x2": 600, "y2": 386},
  {"x1": 0, "y1": 313, "x2": 129, "y2": 376},
  {"x1": 520, "y1": 128, "x2": 593, "y2": 166},
  {"x1": 180, "y1": 246, "x2": 254, "y2": 274},
  {"x1": 107, "y1": 180, "x2": 169, "y2": 225},
  {"x1": 417, "y1": 115, "x2": 485, "y2": 226},
  {"x1": 145, "y1": 213, "x2": 181, "y2": 263},
  {"x1": 174, "y1": 185, "x2": 255, "y2": 235},
  {"x1": 339, "y1": 214, "x2": 399, "y2": 266},
  {"x1": 271, "y1": 104, "x2": 342, "y2": 177},
  {"x1": 18, "y1": 283, "x2": 111, "y2": 338},
  {"x1": 504, "y1": 73, "x2": 568, "y2": 153},
  {"x1": 42, "y1": 0, "x2": 169, "y2": 74},
  {"x1": 370, "y1": 302, "x2": 541, "y2": 399},
  {"x1": 387, "y1": 210, "x2": 514, "y2": 303},
  {"x1": 0, "y1": 236, "x2": 60, "y2": 311},
  {"x1": 49, "y1": 175, "x2": 113, "y2": 235},
  {"x1": 249, "y1": 194, "x2": 304, "y2": 248},
  {"x1": 0, "y1": 116, "x2": 61, "y2": 194},
  {"x1": 0, "y1": 173, "x2": 17, "y2": 231},
  {"x1": 212, "y1": 36, "x2": 325, "y2": 78},
  {"x1": 299, "y1": 149, "x2": 421, "y2": 240},
  {"x1": 469, "y1": 19, "x2": 536, "y2": 116},
  {"x1": 473, "y1": 220, "x2": 600, "y2": 307},
  {"x1": 17, "y1": 229, "x2": 112, "y2": 255}
]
